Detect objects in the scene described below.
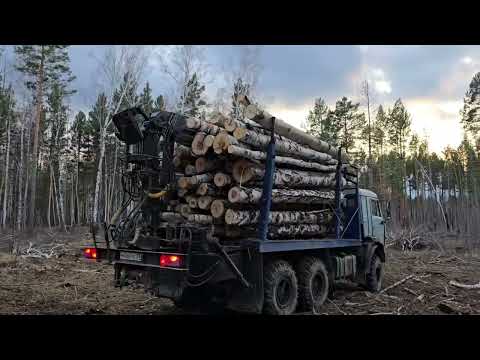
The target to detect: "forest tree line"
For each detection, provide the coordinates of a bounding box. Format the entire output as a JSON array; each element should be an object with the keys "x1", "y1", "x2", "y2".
[{"x1": 0, "y1": 45, "x2": 479, "y2": 238}]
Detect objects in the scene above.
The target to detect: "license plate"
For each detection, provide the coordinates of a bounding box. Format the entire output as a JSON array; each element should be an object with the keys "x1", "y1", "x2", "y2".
[{"x1": 119, "y1": 251, "x2": 143, "y2": 262}]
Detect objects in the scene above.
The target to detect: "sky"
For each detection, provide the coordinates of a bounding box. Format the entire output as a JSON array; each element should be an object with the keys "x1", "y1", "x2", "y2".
[{"x1": 6, "y1": 45, "x2": 480, "y2": 154}]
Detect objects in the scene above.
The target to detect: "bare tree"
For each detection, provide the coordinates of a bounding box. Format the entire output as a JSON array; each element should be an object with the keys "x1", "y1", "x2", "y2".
[
  {"x1": 157, "y1": 45, "x2": 210, "y2": 114},
  {"x1": 91, "y1": 45, "x2": 150, "y2": 224}
]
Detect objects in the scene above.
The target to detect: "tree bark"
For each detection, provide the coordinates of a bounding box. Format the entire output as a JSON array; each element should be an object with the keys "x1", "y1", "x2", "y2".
[
  {"x1": 16, "y1": 118, "x2": 24, "y2": 231},
  {"x1": 186, "y1": 117, "x2": 223, "y2": 135},
  {"x1": 2, "y1": 114, "x2": 10, "y2": 228},
  {"x1": 225, "y1": 209, "x2": 333, "y2": 226},
  {"x1": 187, "y1": 214, "x2": 214, "y2": 224},
  {"x1": 195, "y1": 157, "x2": 224, "y2": 174},
  {"x1": 227, "y1": 144, "x2": 337, "y2": 172},
  {"x1": 178, "y1": 173, "x2": 213, "y2": 190},
  {"x1": 196, "y1": 183, "x2": 223, "y2": 196},
  {"x1": 228, "y1": 186, "x2": 335, "y2": 205},
  {"x1": 213, "y1": 131, "x2": 241, "y2": 154},
  {"x1": 93, "y1": 129, "x2": 106, "y2": 224},
  {"x1": 233, "y1": 127, "x2": 335, "y2": 164},
  {"x1": 233, "y1": 160, "x2": 342, "y2": 188},
  {"x1": 28, "y1": 46, "x2": 45, "y2": 230},
  {"x1": 243, "y1": 102, "x2": 349, "y2": 161}
]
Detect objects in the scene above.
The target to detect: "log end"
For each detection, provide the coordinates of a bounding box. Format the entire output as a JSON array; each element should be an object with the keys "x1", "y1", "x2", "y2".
[{"x1": 211, "y1": 200, "x2": 226, "y2": 218}]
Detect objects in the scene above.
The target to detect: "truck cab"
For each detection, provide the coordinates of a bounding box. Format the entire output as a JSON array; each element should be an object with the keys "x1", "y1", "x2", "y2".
[{"x1": 344, "y1": 188, "x2": 386, "y2": 245}]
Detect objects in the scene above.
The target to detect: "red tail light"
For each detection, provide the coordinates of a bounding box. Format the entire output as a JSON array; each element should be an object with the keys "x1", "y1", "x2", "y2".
[
  {"x1": 160, "y1": 254, "x2": 183, "y2": 268},
  {"x1": 84, "y1": 248, "x2": 98, "y2": 259}
]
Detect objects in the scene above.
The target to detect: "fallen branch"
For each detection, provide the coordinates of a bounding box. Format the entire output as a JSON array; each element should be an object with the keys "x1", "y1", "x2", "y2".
[
  {"x1": 449, "y1": 280, "x2": 480, "y2": 290},
  {"x1": 379, "y1": 275, "x2": 414, "y2": 294}
]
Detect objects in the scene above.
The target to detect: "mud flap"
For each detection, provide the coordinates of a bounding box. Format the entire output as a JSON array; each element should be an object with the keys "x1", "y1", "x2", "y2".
[{"x1": 225, "y1": 247, "x2": 264, "y2": 314}]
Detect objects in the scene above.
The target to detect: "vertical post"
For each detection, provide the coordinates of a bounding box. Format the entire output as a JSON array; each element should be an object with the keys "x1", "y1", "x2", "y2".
[
  {"x1": 258, "y1": 118, "x2": 276, "y2": 241},
  {"x1": 334, "y1": 147, "x2": 343, "y2": 241},
  {"x1": 356, "y1": 168, "x2": 361, "y2": 240}
]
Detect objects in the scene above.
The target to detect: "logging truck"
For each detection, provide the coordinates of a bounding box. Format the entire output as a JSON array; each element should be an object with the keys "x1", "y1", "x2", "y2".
[{"x1": 83, "y1": 106, "x2": 388, "y2": 315}]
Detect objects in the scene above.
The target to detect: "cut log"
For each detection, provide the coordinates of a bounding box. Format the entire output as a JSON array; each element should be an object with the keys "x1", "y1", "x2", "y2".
[
  {"x1": 228, "y1": 186, "x2": 335, "y2": 205},
  {"x1": 233, "y1": 127, "x2": 334, "y2": 164},
  {"x1": 186, "y1": 117, "x2": 222, "y2": 135},
  {"x1": 203, "y1": 134, "x2": 215, "y2": 149},
  {"x1": 227, "y1": 144, "x2": 337, "y2": 172},
  {"x1": 196, "y1": 183, "x2": 219, "y2": 196},
  {"x1": 225, "y1": 209, "x2": 333, "y2": 226},
  {"x1": 191, "y1": 132, "x2": 207, "y2": 156},
  {"x1": 210, "y1": 199, "x2": 229, "y2": 219},
  {"x1": 198, "y1": 196, "x2": 215, "y2": 210},
  {"x1": 214, "y1": 172, "x2": 232, "y2": 188},
  {"x1": 244, "y1": 103, "x2": 349, "y2": 162},
  {"x1": 187, "y1": 214, "x2": 214, "y2": 224},
  {"x1": 185, "y1": 195, "x2": 198, "y2": 209},
  {"x1": 177, "y1": 189, "x2": 189, "y2": 198},
  {"x1": 195, "y1": 157, "x2": 224, "y2": 174},
  {"x1": 185, "y1": 164, "x2": 197, "y2": 176},
  {"x1": 213, "y1": 131, "x2": 241, "y2": 154},
  {"x1": 160, "y1": 212, "x2": 184, "y2": 223},
  {"x1": 175, "y1": 204, "x2": 191, "y2": 218},
  {"x1": 173, "y1": 145, "x2": 194, "y2": 167},
  {"x1": 178, "y1": 173, "x2": 214, "y2": 190},
  {"x1": 267, "y1": 224, "x2": 328, "y2": 239},
  {"x1": 233, "y1": 160, "x2": 342, "y2": 188}
]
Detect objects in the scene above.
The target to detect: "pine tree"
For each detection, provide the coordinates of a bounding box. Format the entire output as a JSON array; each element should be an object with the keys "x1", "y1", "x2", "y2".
[
  {"x1": 305, "y1": 98, "x2": 335, "y2": 143},
  {"x1": 14, "y1": 45, "x2": 75, "y2": 229},
  {"x1": 139, "y1": 82, "x2": 154, "y2": 115},
  {"x1": 230, "y1": 77, "x2": 250, "y2": 120},
  {"x1": 154, "y1": 95, "x2": 166, "y2": 112},
  {"x1": 177, "y1": 73, "x2": 206, "y2": 117},
  {"x1": 112, "y1": 71, "x2": 139, "y2": 113},
  {"x1": 461, "y1": 72, "x2": 480, "y2": 139},
  {"x1": 330, "y1": 97, "x2": 365, "y2": 153},
  {"x1": 371, "y1": 105, "x2": 387, "y2": 158},
  {"x1": 388, "y1": 99, "x2": 411, "y2": 159}
]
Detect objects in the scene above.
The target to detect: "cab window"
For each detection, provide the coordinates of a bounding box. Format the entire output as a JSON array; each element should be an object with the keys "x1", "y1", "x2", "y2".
[{"x1": 370, "y1": 199, "x2": 381, "y2": 217}]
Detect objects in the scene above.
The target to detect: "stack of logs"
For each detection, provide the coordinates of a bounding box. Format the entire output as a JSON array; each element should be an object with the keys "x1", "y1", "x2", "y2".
[{"x1": 170, "y1": 97, "x2": 358, "y2": 241}]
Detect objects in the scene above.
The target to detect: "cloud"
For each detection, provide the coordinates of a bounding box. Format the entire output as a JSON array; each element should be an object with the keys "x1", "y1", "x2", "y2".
[
  {"x1": 403, "y1": 98, "x2": 463, "y2": 153},
  {"x1": 374, "y1": 80, "x2": 392, "y2": 94},
  {"x1": 461, "y1": 56, "x2": 473, "y2": 65}
]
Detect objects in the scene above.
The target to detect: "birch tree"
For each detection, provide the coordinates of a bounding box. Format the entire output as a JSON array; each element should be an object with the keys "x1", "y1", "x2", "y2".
[{"x1": 91, "y1": 46, "x2": 149, "y2": 224}]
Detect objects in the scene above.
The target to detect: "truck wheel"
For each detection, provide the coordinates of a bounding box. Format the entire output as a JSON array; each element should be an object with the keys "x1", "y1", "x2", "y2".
[
  {"x1": 297, "y1": 257, "x2": 329, "y2": 313},
  {"x1": 263, "y1": 260, "x2": 298, "y2": 315},
  {"x1": 366, "y1": 254, "x2": 384, "y2": 293}
]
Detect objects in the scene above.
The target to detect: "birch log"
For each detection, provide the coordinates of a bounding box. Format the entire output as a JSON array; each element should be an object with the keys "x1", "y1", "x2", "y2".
[
  {"x1": 213, "y1": 131, "x2": 241, "y2": 154},
  {"x1": 227, "y1": 144, "x2": 337, "y2": 172},
  {"x1": 233, "y1": 160, "x2": 343, "y2": 188},
  {"x1": 228, "y1": 186, "x2": 335, "y2": 205},
  {"x1": 225, "y1": 209, "x2": 333, "y2": 226},
  {"x1": 210, "y1": 199, "x2": 229, "y2": 218},
  {"x1": 214, "y1": 172, "x2": 232, "y2": 188},
  {"x1": 186, "y1": 117, "x2": 223, "y2": 135},
  {"x1": 244, "y1": 102, "x2": 349, "y2": 162},
  {"x1": 178, "y1": 173, "x2": 214, "y2": 189},
  {"x1": 195, "y1": 157, "x2": 224, "y2": 174},
  {"x1": 233, "y1": 127, "x2": 334, "y2": 164},
  {"x1": 188, "y1": 214, "x2": 214, "y2": 224},
  {"x1": 198, "y1": 196, "x2": 215, "y2": 210}
]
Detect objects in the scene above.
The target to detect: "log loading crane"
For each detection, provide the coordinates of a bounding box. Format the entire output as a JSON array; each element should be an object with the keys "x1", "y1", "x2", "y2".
[{"x1": 84, "y1": 107, "x2": 387, "y2": 315}]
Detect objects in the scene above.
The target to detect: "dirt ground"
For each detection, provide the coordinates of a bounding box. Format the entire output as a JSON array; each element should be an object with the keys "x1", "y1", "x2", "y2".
[{"x1": 1, "y1": 228, "x2": 479, "y2": 315}]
